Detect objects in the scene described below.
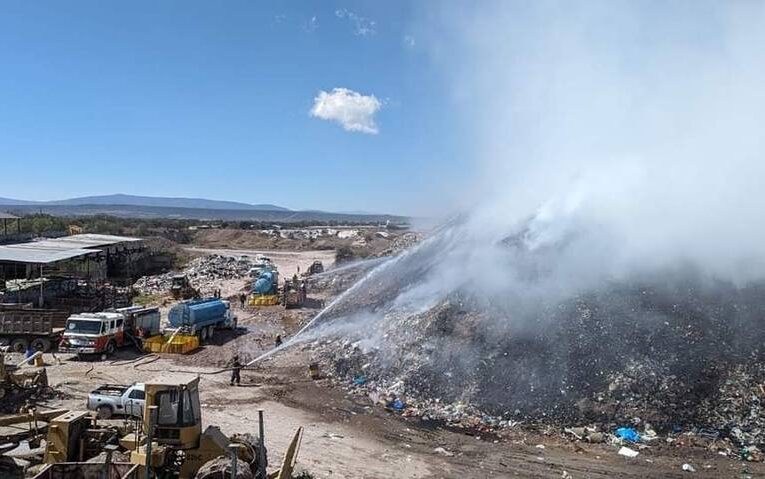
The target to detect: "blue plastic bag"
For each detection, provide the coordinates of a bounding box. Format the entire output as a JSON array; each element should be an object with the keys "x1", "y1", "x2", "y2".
[{"x1": 615, "y1": 427, "x2": 641, "y2": 443}]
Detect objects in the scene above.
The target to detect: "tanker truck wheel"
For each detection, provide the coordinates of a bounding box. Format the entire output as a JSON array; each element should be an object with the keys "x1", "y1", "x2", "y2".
[
  {"x1": 0, "y1": 387, "x2": 6, "y2": 400},
  {"x1": 207, "y1": 326, "x2": 215, "y2": 340},
  {"x1": 200, "y1": 327, "x2": 208, "y2": 343}
]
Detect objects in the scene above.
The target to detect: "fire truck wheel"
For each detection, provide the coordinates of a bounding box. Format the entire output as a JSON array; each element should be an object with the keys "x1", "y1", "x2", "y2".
[
  {"x1": 31, "y1": 338, "x2": 51, "y2": 352},
  {"x1": 10, "y1": 338, "x2": 29, "y2": 353},
  {"x1": 106, "y1": 340, "x2": 116, "y2": 356}
]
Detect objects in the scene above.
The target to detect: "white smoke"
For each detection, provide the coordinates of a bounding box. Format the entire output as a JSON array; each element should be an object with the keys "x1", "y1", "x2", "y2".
[{"x1": 416, "y1": 1, "x2": 765, "y2": 286}]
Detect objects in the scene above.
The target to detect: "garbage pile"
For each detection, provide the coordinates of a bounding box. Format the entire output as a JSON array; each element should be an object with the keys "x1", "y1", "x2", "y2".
[
  {"x1": 133, "y1": 255, "x2": 257, "y2": 296},
  {"x1": 298, "y1": 217, "x2": 765, "y2": 456},
  {"x1": 374, "y1": 232, "x2": 422, "y2": 257}
]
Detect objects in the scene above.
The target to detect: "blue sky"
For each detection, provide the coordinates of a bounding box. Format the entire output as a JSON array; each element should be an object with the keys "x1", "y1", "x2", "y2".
[{"x1": 0, "y1": 1, "x2": 464, "y2": 215}]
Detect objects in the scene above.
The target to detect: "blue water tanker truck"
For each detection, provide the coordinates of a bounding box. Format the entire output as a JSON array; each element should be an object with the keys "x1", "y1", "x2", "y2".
[{"x1": 167, "y1": 298, "x2": 237, "y2": 342}]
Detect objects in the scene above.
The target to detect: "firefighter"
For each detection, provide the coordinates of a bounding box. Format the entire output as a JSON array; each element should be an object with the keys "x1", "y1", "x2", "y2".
[{"x1": 230, "y1": 355, "x2": 242, "y2": 386}]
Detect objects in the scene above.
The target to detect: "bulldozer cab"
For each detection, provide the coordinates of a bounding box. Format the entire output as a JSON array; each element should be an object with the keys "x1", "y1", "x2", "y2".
[{"x1": 144, "y1": 374, "x2": 202, "y2": 450}]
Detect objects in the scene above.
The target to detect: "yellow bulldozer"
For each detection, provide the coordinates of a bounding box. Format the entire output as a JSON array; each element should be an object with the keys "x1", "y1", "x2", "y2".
[{"x1": 41, "y1": 374, "x2": 303, "y2": 479}]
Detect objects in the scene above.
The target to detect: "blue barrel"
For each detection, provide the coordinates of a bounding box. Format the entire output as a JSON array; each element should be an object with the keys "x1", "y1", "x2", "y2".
[{"x1": 168, "y1": 299, "x2": 227, "y2": 329}]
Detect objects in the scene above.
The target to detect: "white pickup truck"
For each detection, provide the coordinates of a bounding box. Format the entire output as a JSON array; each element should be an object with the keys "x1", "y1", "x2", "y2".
[{"x1": 87, "y1": 383, "x2": 145, "y2": 419}]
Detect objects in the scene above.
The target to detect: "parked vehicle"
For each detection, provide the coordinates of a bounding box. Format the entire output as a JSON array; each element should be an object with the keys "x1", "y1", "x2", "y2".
[
  {"x1": 0, "y1": 304, "x2": 68, "y2": 352},
  {"x1": 58, "y1": 307, "x2": 160, "y2": 358},
  {"x1": 306, "y1": 260, "x2": 324, "y2": 276},
  {"x1": 87, "y1": 383, "x2": 145, "y2": 419},
  {"x1": 170, "y1": 274, "x2": 198, "y2": 300},
  {"x1": 282, "y1": 277, "x2": 307, "y2": 308},
  {"x1": 167, "y1": 298, "x2": 237, "y2": 342}
]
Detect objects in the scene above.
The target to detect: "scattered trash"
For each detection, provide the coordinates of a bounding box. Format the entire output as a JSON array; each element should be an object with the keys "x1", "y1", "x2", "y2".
[
  {"x1": 681, "y1": 463, "x2": 696, "y2": 472},
  {"x1": 134, "y1": 254, "x2": 257, "y2": 296},
  {"x1": 535, "y1": 444, "x2": 546, "y2": 449},
  {"x1": 615, "y1": 427, "x2": 641, "y2": 443},
  {"x1": 742, "y1": 445, "x2": 764, "y2": 462},
  {"x1": 618, "y1": 447, "x2": 639, "y2": 458},
  {"x1": 387, "y1": 399, "x2": 405, "y2": 411},
  {"x1": 433, "y1": 447, "x2": 454, "y2": 457},
  {"x1": 321, "y1": 433, "x2": 344, "y2": 440},
  {"x1": 561, "y1": 471, "x2": 572, "y2": 479},
  {"x1": 353, "y1": 375, "x2": 367, "y2": 386}
]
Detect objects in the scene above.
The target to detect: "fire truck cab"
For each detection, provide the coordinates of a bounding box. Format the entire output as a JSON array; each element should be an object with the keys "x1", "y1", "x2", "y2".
[{"x1": 59, "y1": 312, "x2": 126, "y2": 358}]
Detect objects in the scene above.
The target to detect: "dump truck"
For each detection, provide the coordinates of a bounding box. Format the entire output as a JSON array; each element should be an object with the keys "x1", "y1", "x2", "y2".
[
  {"x1": 41, "y1": 375, "x2": 304, "y2": 479},
  {"x1": 167, "y1": 298, "x2": 237, "y2": 342},
  {"x1": 58, "y1": 306, "x2": 160, "y2": 359},
  {"x1": 170, "y1": 274, "x2": 199, "y2": 300},
  {"x1": 0, "y1": 304, "x2": 68, "y2": 352}
]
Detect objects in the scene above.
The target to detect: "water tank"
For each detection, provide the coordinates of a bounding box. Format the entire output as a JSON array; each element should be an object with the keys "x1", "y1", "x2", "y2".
[
  {"x1": 252, "y1": 270, "x2": 277, "y2": 295},
  {"x1": 168, "y1": 299, "x2": 226, "y2": 328}
]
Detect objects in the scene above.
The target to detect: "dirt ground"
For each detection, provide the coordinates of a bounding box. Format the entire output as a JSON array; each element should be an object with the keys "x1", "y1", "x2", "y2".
[{"x1": 5, "y1": 248, "x2": 765, "y2": 478}]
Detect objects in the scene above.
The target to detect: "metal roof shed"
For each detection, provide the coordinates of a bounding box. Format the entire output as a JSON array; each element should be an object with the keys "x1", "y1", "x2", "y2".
[{"x1": 0, "y1": 246, "x2": 97, "y2": 264}]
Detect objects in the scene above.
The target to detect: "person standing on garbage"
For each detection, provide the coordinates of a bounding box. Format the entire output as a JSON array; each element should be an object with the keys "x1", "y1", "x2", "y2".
[
  {"x1": 239, "y1": 292, "x2": 246, "y2": 309},
  {"x1": 229, "y1": 355, "x2": 242, "y2": 386}
]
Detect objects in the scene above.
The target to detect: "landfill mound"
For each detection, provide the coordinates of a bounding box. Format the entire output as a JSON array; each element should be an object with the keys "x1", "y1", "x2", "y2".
[
  {"x1": 302, "y1": 217, "x2": 765, "y2": 447},
  {"x1": 134, "y1": 254, "x2": 256, "y2": 296}
]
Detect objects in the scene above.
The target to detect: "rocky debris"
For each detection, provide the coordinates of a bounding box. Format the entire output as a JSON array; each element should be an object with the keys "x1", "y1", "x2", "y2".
[
  {"x1": 133, "y1": 255, "x2": 257, "y2": 296},
  {"x1": 374, "y1": 232, "x2": 421, "y2": 257}
]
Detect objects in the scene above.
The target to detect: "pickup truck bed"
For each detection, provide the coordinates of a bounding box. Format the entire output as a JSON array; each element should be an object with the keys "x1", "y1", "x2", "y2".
[{"x1": 87, "y1": 383, "x2": 145, "y2": 419}]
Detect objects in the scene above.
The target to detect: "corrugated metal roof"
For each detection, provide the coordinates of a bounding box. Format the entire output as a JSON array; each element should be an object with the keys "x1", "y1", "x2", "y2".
[
  {"x1": 0, "y1": 212, "x2": 19, "y2": 219},
  {"x1": 0, "y1": 233, "x2": 142, "y2": 264},
  {"x1": 47, "y1": 234, "x2": 142, "y2": 248},
  {"x1": 0, "y1": 245, "x2": 97, "y2": 264}
]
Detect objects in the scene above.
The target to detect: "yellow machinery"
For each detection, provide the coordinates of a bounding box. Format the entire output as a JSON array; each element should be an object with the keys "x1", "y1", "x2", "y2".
[
  {"x1": 39, "y1": 374, "x2": 303, "y2": 478},
  {"x1": 0, "y1": 353, "x2": 48, "y2": 400},
  {"x1": 130, "y1": 374, "x2": 303, "y2": 478}
]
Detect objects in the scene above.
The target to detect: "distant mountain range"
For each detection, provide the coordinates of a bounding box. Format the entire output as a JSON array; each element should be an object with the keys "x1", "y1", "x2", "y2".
[
  {"x1": 0, "y1": 194, "x2": 406, "y2": 224},
  {"x1": 0, "y1": 194, "x2": 288, "y2": 211}
]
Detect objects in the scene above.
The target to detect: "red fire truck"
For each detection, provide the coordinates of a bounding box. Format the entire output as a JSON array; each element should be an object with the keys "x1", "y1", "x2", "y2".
[{"x1": 58, "y1": 306, "x2": 160, "y2": 359}]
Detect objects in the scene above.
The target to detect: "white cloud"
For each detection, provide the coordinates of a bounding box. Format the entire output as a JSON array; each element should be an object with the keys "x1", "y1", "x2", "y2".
[
  {"x1": 310, "y1": 88, "x2": 381, "y2": 134},
  {"x1": 335, "y1": 9, "x2": 376, "y2": 36}
]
